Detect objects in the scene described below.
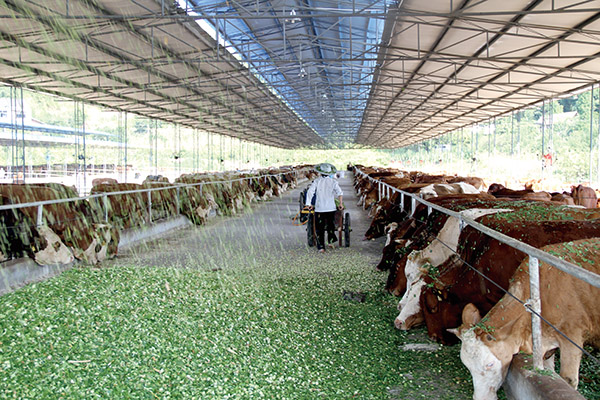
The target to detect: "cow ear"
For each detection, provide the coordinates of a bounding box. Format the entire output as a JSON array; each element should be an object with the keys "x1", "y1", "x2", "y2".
[{"x1": 461, "y1": 303, "x2": 481, "y2": 328}]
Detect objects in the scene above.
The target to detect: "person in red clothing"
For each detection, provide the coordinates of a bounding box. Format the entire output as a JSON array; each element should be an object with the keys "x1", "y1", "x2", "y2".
[
  {"x1": 543, "y1": 150, "x2": 553, "y2": 167},
  {"x1": 305, "y1": 163, "x2": 344, "y2": 253}
]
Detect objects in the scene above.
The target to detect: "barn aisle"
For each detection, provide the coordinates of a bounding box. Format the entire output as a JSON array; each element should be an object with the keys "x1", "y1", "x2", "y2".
[
  {"x1": 0, "y1": 171, "x2": 473, "y2": 399},
  {"x1": 117, "y1": 170, "x2": 385, "y2": 268}
]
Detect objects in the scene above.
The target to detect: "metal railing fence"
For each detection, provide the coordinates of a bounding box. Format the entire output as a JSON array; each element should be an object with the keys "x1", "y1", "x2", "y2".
[{"x1": 0, "y1": 169, "x2": 307, "y2": 228}]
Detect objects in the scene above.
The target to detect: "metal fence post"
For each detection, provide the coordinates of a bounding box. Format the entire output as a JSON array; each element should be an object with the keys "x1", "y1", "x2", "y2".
[
  {"x1": 400, "y1": 192, "x2": 404, "y2": 209},
  {"x1": 176, "y1": 187, "x2": 180, "y2": 215},
  {"x1": 36, "y1": 205, "x2": 43, "y2": 227},
  {"x1": 147, "y1": 190, "x2": 152, "y2": 224},
  {"x1": 411, "y1": 197, "x2": 416, "y2": 217},
  {"x1": 103, "y1": 194, "x2": 109, "y2": 222},
  {"x1": 528, "y1": 256, "x2": 544, "y2": 370}
]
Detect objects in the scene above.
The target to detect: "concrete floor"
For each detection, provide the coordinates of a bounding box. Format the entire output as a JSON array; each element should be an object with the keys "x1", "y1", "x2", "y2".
[{"x1": 116, "y1": 170, "x2": 386, "y2": 269}]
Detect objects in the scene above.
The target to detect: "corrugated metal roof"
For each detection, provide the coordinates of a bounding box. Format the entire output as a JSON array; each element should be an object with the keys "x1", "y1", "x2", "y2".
[
  {"x1": 356, "y1": 0, "x2": 600, "y2": 147},
  {"x1": 0, "y1": 0, "x2": 325, "y2": 148}
]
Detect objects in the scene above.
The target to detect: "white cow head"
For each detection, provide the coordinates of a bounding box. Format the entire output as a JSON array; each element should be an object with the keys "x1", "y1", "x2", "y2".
[
  {"x1": 394, "y1": 278, "x2": 425, "y2": 330},
  {"x1": 449, "y1": 304, "x2": 524, "y2": 400},
  {"x1": 34, "y1": 226, "x2": 74, "y2": 266}
]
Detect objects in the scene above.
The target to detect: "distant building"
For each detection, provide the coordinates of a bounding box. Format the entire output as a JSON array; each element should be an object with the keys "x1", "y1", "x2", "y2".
[{"x1": 0, "y1": 98, "x2": 33, "y2": 125}]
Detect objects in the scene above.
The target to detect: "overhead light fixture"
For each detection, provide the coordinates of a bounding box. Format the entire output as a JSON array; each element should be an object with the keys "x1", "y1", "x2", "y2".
[
  {"x1": 285, "y1": 9, "x2": 300, "y2": 24},
  {"x1": 299, "y1": 66, "x2": 306, "y2": 77}
]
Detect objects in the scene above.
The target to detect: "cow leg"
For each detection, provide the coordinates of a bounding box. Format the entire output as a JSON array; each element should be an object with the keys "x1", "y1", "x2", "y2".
[{"x1": 557, "y1": 337, "x2": 583, "y2": 389}]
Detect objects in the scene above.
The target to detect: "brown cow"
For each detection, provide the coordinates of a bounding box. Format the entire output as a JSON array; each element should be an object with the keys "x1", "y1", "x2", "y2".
[
  {"x1": 571, "y1": 184, "x2": 597, "y2": 208},
  {"x1": 451, "y1": 238, "x2": 600, "y2": 398},
  {"x1": 34, "y1": 182, "x2": 79, "y2": 199},
  {"x1": 550, "y1": 192, "x2": 575, "y2": 205},
  {"x1": 488, "y1": 183, "x2": 553, "y2": 202},
  {"x1": 411, "y1": 173, "x2": 449, "y2": 184},
  {"x1": 364, "y1": 192, "x2": 408, "y2": 239}
]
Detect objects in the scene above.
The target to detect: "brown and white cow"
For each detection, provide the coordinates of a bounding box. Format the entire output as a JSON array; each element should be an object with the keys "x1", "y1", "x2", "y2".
[
  {"x1": 0, "y1": 184, "x2": 101, "y2": 264},
  {"x1": 0, "y1": 195, "x2": 66, "y2": 265},
  {"x1": 451, "y1": 238, "x2": 600, "y2": 399},
  {"x1": 393, "y1": 208, "x2": 511, "y2": 330},
  {"x1": 421, "y1": 218, "x2": 600, "y2": 345},
  {"x1": 381, "y1": 195, "x2": 503, "y2": 295},
  {"x1": 417, "y1": 182, "x2": 480, "y2": 200},
  {"x1": 387, "y1": 198, "x2": 575, "y2": 323},
  {"x1": 447, "y1": 176, "x2": 486, "y2": 190}
]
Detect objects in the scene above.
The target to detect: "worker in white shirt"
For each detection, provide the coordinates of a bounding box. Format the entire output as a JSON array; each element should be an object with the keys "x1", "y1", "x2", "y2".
[{"x1": 305, "y1": 163, "x2": 344, "y2": 253}]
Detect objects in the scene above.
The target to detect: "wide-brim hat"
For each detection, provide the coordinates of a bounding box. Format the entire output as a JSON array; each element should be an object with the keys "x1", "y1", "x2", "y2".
[{"x1": 314, "y1": 163, "x2": 337, "y2": 175}]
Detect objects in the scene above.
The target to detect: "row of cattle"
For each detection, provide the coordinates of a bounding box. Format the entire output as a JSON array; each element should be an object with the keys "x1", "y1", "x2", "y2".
[
  {"x1": 0, "y1": 166, "x2": 316, "y2": 267},
  {"x1": 353, "y1": 165, "x2": 600, "y2": 400}
]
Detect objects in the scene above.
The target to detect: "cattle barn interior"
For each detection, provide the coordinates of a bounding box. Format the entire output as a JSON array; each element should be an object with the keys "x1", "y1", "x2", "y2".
[{"x1": 0, "y1": 1, "x2": 599, "y2": 399}]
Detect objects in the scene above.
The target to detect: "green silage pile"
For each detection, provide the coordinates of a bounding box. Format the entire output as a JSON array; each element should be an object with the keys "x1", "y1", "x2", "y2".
[{"x1": 0, "y1": 249, "x2": 475, "y2": 399}]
